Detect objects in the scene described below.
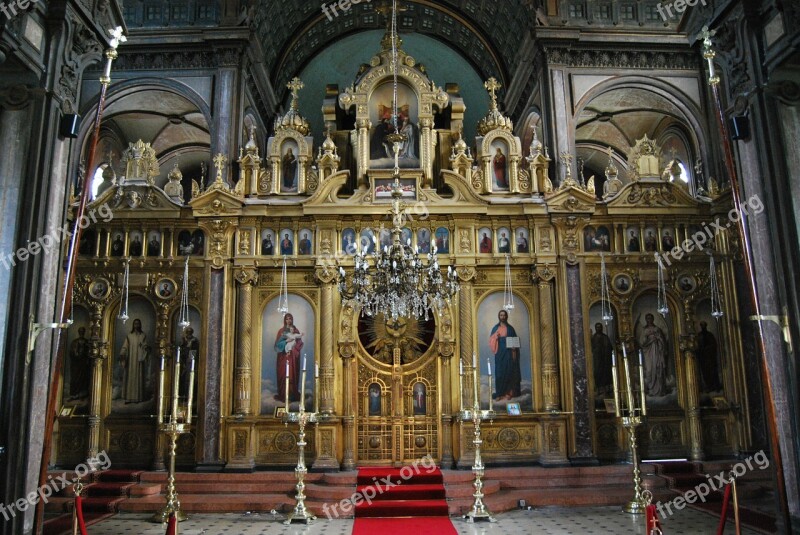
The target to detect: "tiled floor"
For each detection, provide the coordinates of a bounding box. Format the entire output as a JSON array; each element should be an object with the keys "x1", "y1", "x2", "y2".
[{"x1": 85, "y1": 506, "x2": 763, "y2": 534}]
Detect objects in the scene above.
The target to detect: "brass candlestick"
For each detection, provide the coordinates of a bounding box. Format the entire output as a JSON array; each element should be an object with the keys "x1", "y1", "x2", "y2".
[
  {"x1": 458, "y1": 354, "x2": 496, "y2": 523},
  {"x1": 615, "y1": 344, "x2": 647, "y2": 515},
  {"x1": 283, "y1": 359, "x2": 319, "y2": 525},
  {"x1": 151, "y1": 348, "x2": 195, "y2": 523}
]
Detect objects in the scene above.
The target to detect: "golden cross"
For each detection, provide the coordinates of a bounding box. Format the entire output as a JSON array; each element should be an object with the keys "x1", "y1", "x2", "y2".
[
  {"x1": 287, "y1": 77, "x2": 304, "y2": 110},
  {"x1": 213, "y1": 153, "x2": 227, "y2": 181},
  {"x1": 485, "y1": 77, "x2": 501, "y2": 105},
  {"x1": 699, "y1": 25, "x2": 716, "y2": 50},
  {"x1": 560, "y1": 152, "x2": 573, "y2": 167}
]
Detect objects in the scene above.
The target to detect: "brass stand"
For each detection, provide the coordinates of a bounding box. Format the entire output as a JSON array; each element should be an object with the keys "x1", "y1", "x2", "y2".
[
  {"x1": 458, "y1": 407, "x2": 496, "y2": 523},
  {"x1": 151, "y1": 423, "x2": 188, "y2": 523},
  {"x1": 283, "y1": 409, "x2": 319, "y2": 525},
  {"x1": 621, "y1": 415, "x2": 646, "y2": 514}
]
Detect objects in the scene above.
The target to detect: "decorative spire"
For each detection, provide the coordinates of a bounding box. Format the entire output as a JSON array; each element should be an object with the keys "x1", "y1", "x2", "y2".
[
  {"x1": 605, "y1": 147, "x2": 618, "y2": 180},
  {"x1": 245, "y1": 125, "x2": 258, "y2": 154},
  {"x1": 559, "y1": 151, "x2": 578, "y2": 189},
  {"x1": 277, "y1": 78, "x2": 310, "y2": 136},
  {"x1": 478, "y1": 77, "x2": 513, "y2": 135}
]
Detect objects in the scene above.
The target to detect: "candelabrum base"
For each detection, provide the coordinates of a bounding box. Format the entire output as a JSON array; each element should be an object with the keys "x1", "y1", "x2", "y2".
[
  {"x1": 622, "y1": 499, "x2": 647, "y2": 515},
  {"x1": 151, "y1": 507, "x2": 188, "y2": 523},
  {"x1": 464, "y1": 506, "x2": 496, "y2": 523},
  {"x1": 284, "y1": 507, "x2": 316, "y2": 525}
]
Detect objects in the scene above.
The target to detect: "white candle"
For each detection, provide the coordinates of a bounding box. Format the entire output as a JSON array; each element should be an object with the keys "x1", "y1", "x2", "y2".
[
  {"x1": 302, "y1": 355, "x2": 307, "y2": 372},
  {"x1": 472, "y1": 352, "x2": 476, "y2": 368},
  {"x1": 459, "y1": 359, "x2": 464, "y2": 376},
  {"x1": 284, "y1": 360, "x2": 290, "y2": 409},
  {"x1": 487, "y1": 358, "x2": 492, "y2": 376},
  {"x1": 315, "y1": 363, "x2": 319, "y2": 378},
  {"x1": 611, "y1": 350, "x2": 620, "y2": 417}
]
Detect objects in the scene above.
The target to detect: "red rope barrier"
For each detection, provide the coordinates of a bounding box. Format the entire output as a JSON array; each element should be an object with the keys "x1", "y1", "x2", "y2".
[
  {"x1": 75, "y1": 495, "x2": 87, "y2": 535},
  {"x1": 716, "y1": 483, "x2": 733, "y2": 535}
]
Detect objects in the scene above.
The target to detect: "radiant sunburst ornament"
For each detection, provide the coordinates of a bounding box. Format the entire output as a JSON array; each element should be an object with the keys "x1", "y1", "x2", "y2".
[
  {"x1": 656, "y1": 253, "x2": 669, "y2": 317},
  {"x1": 118, "y1": 259, "x2": 129, "y2": 324},
  {"x1": 600, "y1": 253, "x2": 614, "y2": 323}
]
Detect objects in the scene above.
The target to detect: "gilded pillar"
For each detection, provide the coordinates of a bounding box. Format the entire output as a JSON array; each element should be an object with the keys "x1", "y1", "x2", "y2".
[
  {"x1": 340, "y1": 341, "x2": 356, "y2": 470},
  {"x1": 420, "y1": 117, "x2": 434, "y2": 188},
  {"x1": 234, "y1": 269, "x2": 257, "y2": 415},
  {"x1": 316, "y1": 269, "x2": 336, "y2": 415},
  {"x1": 356, "y1": 119, "x2": 371, "y2": 189},
  {"x1": 682, "y1": 334, "x2": 705, "y2": 461},
  {"x1": 439, "y1": 338, "x2": 455, "y2": 467},
  {"x1": 536, "y1": 267, "x2": 560, "y2": 411},
  {"x1": 456, "y1": 268, "x2": 476, "y2": 468},
  {"x1": 86, "y1": 304, "x2": 107, "y2": 466}
]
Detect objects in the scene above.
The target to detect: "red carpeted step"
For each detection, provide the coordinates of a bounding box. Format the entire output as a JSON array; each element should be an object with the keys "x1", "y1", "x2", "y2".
[
  {"x1": 79, "y1": 496, "x2": 126, "y2": 513},
  {"x1": 354, "y1": 499, "x2": 450, "y2": 517},
  {"x1": 352, "y1": 516, "x2": 458, "y2": 535},
  {"x1": 95, "y1": 470, "x2": 141, "y2": 483},
  {"x1": 83, "y1": 482, "x2": 135, "y2": 497},
  {"x1": 355, "y1": 483, "x2": 445, "y2": 501},
  {"x1": 356, "y1": 467, "x2": 443, "y2": 486}
]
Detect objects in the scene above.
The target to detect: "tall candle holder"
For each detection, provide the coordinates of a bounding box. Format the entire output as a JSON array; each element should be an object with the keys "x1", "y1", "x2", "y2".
[
  {"x1": 612, "y1": 343, "x2": 647, "y2": 514},
  {"x1": 457, "y1": 353, "x2": 496, "y2": 523},
  {"x1": 151, "y1": 347, "x2": 196, "y2": 523},
  {"x1": 282, "y1": 355, "x2": 320, "y2": 525}
]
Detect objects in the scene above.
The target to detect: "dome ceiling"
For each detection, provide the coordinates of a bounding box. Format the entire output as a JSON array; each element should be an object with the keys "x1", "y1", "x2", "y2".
[{"x1": 252, "y1": 0, "x2": 532, "y2": 103}]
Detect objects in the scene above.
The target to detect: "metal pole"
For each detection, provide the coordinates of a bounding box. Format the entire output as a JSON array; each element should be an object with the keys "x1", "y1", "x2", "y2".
[
  {"x1": 699, "y1": 27, "x2": 791, "y2": 531},
  {"x1": 33, "y1": 27, "x2": 126, "y2": 534}
]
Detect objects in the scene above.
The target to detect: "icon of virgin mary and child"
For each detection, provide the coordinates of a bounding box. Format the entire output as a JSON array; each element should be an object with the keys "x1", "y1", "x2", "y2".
[{"x1": 274, "y1": 313, "x2": 305, "y2": 403}]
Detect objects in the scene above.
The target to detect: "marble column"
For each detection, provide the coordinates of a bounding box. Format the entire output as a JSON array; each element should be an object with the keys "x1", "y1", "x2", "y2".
[
  {"x1": 234, "y1": 269, "x2": 256, "y2": 415},
  {"x1": 565, "y1": 264, "x2": 595, "y2": 462},
  {"x1": 681, "y1": 335, "x2": 704, "y2": 461},
  {"x1": 456, "y1": 272, "x2": 476, "y2": 469},
  {"x1": 197, "y1": 270, "x2": 225, "y2": 471}
]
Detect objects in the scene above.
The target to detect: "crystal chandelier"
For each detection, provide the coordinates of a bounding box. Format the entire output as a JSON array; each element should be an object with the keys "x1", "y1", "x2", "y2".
[{"x1": 337, "y1": 0, "x2": 459, "y2": 320}]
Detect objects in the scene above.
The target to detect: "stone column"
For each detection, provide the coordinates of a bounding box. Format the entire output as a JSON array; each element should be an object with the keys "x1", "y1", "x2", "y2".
[
  {"x1": 234, "y1": 269, "x2": 257, "y2": 415},
  {"x1": 456, "y1": 269, "x2": 476, "y2": 469},
  {"x1": 197, "y1": 269, "x2": 226, "y2": 471},
  {"x1": 537, "y1": 268, "x2": 560, "y2": 411},
  {"x1": 681, "y1": 334, "x2": 704, "y2": 461},
  {"x1": 339, "y1": 342, "x2": 356, "y2": 470}
]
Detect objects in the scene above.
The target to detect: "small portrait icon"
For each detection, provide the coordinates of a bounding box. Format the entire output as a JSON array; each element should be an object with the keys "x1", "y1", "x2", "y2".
[
  {"x1": 89, "y1": 278, "x2": 110, "y2": 300},
  {"x1": 155, "y1": 279, "x2": 176, "y2": 300}
]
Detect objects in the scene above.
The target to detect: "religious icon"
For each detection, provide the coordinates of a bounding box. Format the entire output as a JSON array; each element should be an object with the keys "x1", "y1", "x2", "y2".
[
  {"x1": 497, "y1": 227, "x2": 511, "y2": 254},
  {"x1": 274, "y1": 312, "x2": 304, "y2": 403},
  {"x1": 591, "y1": 322, "x2": 614, "y2": 398},
  {"x1": 281, "y1": 144, "x2": 299, "y2": 192},
  {"x1": 298, "y1": 229, "x2": 313, "y2": 255},
  {"x1": 401, "y1": 227, "x2": 413, "y2": 247},
  {"x1": 490, "y1": 309, "x2": 521, "y2": 401},
  {"x1": 696, "y1": 320, "x2": 722, "y2": 392},
  {"x1": 279, "y1": 229, "x2": 294, "y2": 255},
  {"x1": 585, "y1": 226, "x2": 610, "y2": 252},
  {"x1": 677, "y1": 275, "x2": 696, "y2": 293},
  {"x1": 191, "y1": 230, "x2": 205, "y2": 255},
  {"x1": 412, "y1": 382, "x2": 427, "y2": 415},
  {"x1": 261, "y1": 229, "x2": 275, "y2": 256},
  {"x1": 79, "y1": 229, "x2": 96, "y2": 256},
  {"x1": 435, "y1": 227, "x2": 449, "y2": 254},
  {"x1": 147, "y1": 230, "x2": 161, "y2": 257},
  {"x1": 636, "y1": 311, "x2": 671, "y2": 398},
  {"x1": 417, "y1": 228, "x2": 431, "y2": 254},
  {"x1": 342, "y1": 228, "x2": 357, "y2": 255},
  {"x1": 119, "y1": 318, "x2": 151, "y2": 404},
  {"x1": 478, "y1": 227, "x2": 492, "y2": 254},
  {"x1": 613, "y1": 274, "x2": 633, "y2": 294},
  {"x1": 110, "y1": 233, "x2": 125, "y2": 257},
  {"x1": 644, "y1": 226, "x2": 658, "y2": 252},
  {"x1": 379, "y1": 228, "x2": 392, "y2": 249},
  {"x1": 368, "y1": 383, "x2": 382, "y2": 416},
  {"x1": 515, "y1": 228, "x2": 529, "y2": 253},
  {"x1": 360, "y1": 229, "x2": 376, "y2": 254},
  {"x1": 67, "y1": 325, "x2": 90, "y2": 401},
  {"x1": 661, "y1": 229, "x2": 676, "y2": 251},
  {"x1": 492, "y1": 144, "x2": 508, "y2": 190},
  {"x1": 88, "y1": 278, "x2": 110, "y2": 300},
  {"x1": 177, "y1": 230, "x2": 194, "y2": 256},
  {"x1": 178, "y1": 326, "x2": 200, "y2": 400},
  {"x1": 155, "y1": 278, "x2": 176, "y2": 299},
  {"x1": 129, "y1": 231, "x2": 143, "y2": 257},
  {"x1": 368, "y1": 82, "x2": 420, "y2": 169},
  {"x1": 626, "y1": 227, "x2": 640, "y2": 253}
]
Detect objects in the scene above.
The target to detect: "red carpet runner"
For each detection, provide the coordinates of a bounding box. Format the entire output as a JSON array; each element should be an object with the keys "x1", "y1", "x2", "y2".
[{"x1": 351, "y1": 467, "x2": 457, "y2": 535}]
